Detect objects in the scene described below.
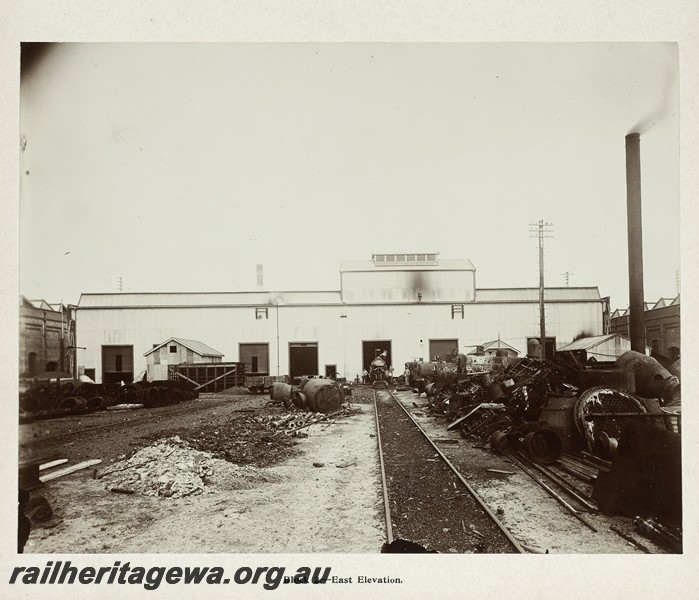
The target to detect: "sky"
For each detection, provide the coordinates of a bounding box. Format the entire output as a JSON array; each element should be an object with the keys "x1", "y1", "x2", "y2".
[{"x1": 19, "y1": 43, "x2": 680, "y2": 309}]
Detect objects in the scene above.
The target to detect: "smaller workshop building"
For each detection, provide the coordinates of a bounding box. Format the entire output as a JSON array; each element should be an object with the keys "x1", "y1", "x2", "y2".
[{"x1": 144, "y1": 337, "x2": 224, "y2": 381}]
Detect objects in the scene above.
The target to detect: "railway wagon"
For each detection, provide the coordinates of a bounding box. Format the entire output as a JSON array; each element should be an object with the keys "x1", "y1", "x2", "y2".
[{"x1": 245, "y1": 374, "x2": 290, "y2": 394}]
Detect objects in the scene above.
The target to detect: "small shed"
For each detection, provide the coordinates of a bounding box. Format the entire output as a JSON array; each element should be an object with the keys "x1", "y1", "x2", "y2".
[
  {"x1": 144, "y1": 337, "x2": 224, "y2": 381},
  {"x1": 467, "y1": 340, "x2": 520, "y2": 358},
  {"x1": 557, "y1": 333, "x2": 640, "y2": 362}
]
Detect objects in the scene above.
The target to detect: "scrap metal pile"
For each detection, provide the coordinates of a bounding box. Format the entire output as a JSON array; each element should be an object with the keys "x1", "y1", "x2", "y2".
[
  {"x1": 422, "y1": 356, "x2": 576, "y2": 436},
  {"x1": 411, "y1": 349, "x2": 682, "y2": 550},
  {"x1": 417, "y1": 350, "x2": 680, "y2": 452},
  {"x1": 19, "y1": 378, "x2": 199, "y2": 420}
]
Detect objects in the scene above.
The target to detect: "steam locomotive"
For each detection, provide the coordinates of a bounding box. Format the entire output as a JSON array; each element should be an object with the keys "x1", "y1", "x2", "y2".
[{"x1": 369, "y1": 351, "x2": 390, "y2": 382}]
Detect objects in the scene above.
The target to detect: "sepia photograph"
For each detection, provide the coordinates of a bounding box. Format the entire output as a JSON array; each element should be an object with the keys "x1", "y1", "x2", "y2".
[{"x1": 3, "y1": 3, "x2": 697, "y2": 598}]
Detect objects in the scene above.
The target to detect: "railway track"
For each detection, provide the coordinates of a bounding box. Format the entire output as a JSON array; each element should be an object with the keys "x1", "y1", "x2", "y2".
[{"x1": 374, "y1": 386, "x2": 525, "y2": 553}]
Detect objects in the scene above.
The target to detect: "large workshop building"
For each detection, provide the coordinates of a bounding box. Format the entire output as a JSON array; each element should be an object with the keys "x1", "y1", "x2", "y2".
[{"x1": 75, "y1": 253, "x2": 608, "y2": 383}]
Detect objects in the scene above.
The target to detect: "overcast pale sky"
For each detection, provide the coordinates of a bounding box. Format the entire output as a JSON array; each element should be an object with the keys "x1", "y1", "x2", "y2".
[{"x1": 19, "y1": 43, "x2": 679, "y2": 308}]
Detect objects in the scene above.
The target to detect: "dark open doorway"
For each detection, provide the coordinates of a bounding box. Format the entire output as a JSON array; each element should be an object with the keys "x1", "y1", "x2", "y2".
[
  {"x1": 362, "y1": 340, "x2": 392, "y2": 373},
  {"x1": 289, "y1": 342, "x2": 318, "y2": 383}
]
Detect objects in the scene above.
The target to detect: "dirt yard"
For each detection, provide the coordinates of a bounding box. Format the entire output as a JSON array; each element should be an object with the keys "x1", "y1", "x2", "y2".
[
  {"x1": 21, "y1": 387, "x2": 662, "y2": 555},
  {"x1": 23, "y1": 394, "x2": 386, "y2": 553}
]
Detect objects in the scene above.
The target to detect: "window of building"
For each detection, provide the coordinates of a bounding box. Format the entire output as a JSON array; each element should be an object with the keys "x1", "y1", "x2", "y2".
[
  {"x1": 373, "y1": 252, "x2": 439, "y2": 265},
  {"x1": 255, "y1": 307, "x2": 269, "y2": 319},
  {"x1": 451, "y1": 304, "x2": 464, "y2": 319},
  {"x1": 169, "y1": 345, "x2": 177, "y2": 353}
]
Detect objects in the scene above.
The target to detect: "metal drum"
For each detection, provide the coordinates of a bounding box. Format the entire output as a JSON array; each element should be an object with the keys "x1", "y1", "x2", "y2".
[
  {"x1": 271, "y1": 382, "x2": 292, "y2": 403},
  {"x1": 537, "y1": 394, "x2": 582, "y2": 451},
  {"x1": 301, "y1": 378, "x2": 343, "y2": 413},
  {"x1": 523, "y1": 429, "x2": 563, "y2": 464}
]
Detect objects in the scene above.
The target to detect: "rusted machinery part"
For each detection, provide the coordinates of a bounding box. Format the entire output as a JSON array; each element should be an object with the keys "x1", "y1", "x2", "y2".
[
  {"x1": 271, "y1": 382, "x2": 293, "y2": 403},
  {"x1": 302, "y1": 379, "x2": 343, "y2": 413},
  {"x1": 489, "y1": 429, "x2": 513, "y2": 452},
  {"x1": 162, "y1": 387, "x2": 176, "y2": 406},
  {"x1": 84, "y1": 396, "x2": 107, "y2": 411},
  {"x1": 103, "y1": 391, "x2": 120, "y2": 408},
  {"x1": 294, "y1": 392, "x2": 309, "y2": 410},
  {"x1": 573, "y1": 386, "x2": 646, "y2": 452},
  {"x1": 592, "y1": 431, "x2": 618, "y2": 461},
  {"x1": 59, "y1": 381, "x2": 78, "y2": 396},
  {"x1": 19, "y1": 395, "x2": 42, "y2": 413},
  {"x1": 56, "y1": 396, "x2": 86, "y2": 411},
  {"x1": 138, "y1": 387, "x2": 157, "y2": 408},
  {"x1": 615, "y1": 350, "x2": 680, "y2": 401},
  {"x1": 522, "y1": 429, "x2": 563, "y2": 464}
]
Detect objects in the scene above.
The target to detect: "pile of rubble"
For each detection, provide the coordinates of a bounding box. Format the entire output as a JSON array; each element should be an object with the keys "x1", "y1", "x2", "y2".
[
  {"x1": 99, "y1": 436, "x2": 278, "y2": 498},
  {"x1": 179, "y1": 405, "x2": 362, "y2": 467}
]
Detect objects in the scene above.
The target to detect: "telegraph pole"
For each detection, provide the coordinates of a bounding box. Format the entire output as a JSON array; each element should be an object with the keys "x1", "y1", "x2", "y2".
[
  {"x1": 530, "y1": 220, "x2": 554, "y2": 359},
  {"x1": 561, "y1": 271, "x2": 574, "y2": 286}
]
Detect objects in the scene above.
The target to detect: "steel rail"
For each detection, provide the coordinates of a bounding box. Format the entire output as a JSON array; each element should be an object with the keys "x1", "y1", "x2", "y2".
[
  {"x1": 373, "y1": 388, "x2": 394, "y2": 544},
  {"x1": 516, "y1": 452, "x2": 598, "y2": 512},
  {"x1": 506, "y1": 453, "x2": 598, "y2": 533},
  {"x1": 379, "y1": 387, "x2": 525, "y2": 553}
]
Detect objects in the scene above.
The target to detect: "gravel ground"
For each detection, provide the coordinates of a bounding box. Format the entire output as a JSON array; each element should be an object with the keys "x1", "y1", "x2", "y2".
[
  {"x1": 21, "y1": 391, "x2": 386, "y2": 554},
  {"x1": 19, "y1": 385, "x2": 665, "y2": 555},
  {"x1": 376, "y1": 389, "x2": 518, "y2": 553}
]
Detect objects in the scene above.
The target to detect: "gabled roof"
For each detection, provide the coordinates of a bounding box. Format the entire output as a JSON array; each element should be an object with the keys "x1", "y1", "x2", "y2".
[
  {"x1": 469, "y1": 340, "x2": 521, "y2": 354},
  {"x1": 144, "y1": 337, "x2": 224, "y2": 358},
  {"x1": 557, "y1": 333, "x2": 628, "y2": 352}
]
